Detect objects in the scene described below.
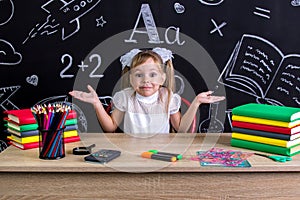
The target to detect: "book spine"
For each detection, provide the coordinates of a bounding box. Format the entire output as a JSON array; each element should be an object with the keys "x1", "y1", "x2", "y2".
[
  {"x1": 18, "y1": 132, "x2": 38, "y2": 137},
  {"x1": 64, "y1": 124, "x2": 78, "y2": 132},
  {"x1": 232, "y1": 115, "x2": 296, "y2": 128},
  {"x1": 11, "y1": 141, "x2": 39, "y2": 150},
  {"x1": 230, "y1": 138, "x2": 290, "y2": 156},
  {"x1": 232, "y1": 106, "x2": 291, "y2": 122},
  {"x1": 7, "y1": 109, "x2": 77, "y2": 124},
  {"x1": 6, "y1": 109, "x2": 36, "y2": 125},
  {"x1": 66, "y1": 110, "x2": 77, "y2": 120},
  {"x1": 64, "y1": 130, "x2": 78, "y2": 138},
  {"x1": 12, "y1": 135, "x2": 39, "y2": 143},
  {"x1": 65, "y1": 118, "x2": 77, "y2": 126},
  {"x1": 232, "y1": 121, "x2": 294, "y2": 134},
  {"x1": 8, "y1": 122, "x2": 39, "y2": 132},
  {"x1": 12, "y1": 130, "x2": 78, "y2": 144},
  {"x1": 232, "y1": 127, "x2": 291, "y2": 140},
  {"x1": 7, "y1": 129, "x2": 39, "y2": 137},
  {"x1": 232, "y1": 132, "x2": 289, "y2": 147},
  {"x1": 64, "y1": 136, "x2": 80, "y2": 143},
  {"x1": 232, "y1": 103, "x2": 300, "y2": 122},
  {"x1": 11, "y1": 136, "x2": 80, "y2": 150}
]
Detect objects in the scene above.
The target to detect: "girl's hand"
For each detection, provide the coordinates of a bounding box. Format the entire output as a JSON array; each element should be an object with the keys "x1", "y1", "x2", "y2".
[
  {"x1": 69, "y1": 85, "x2": 99, "y2": 105},
  {"x1": 196, "y1": 91, "x2": 225, "y2": 104}
]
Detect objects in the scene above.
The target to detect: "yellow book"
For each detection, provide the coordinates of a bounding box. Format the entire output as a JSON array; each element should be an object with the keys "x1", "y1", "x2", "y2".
[
  {"x1": 63, "y1": 130, "x2": 78, "y2": 138},
  {"x1": 232, "y1": 132, "x2": 300, "y2": 148},
  {"x1": 11, "y1": 135, "x2": 39, "y2": 143},
  {"x1": 11, "y1": 130, "x2": 78, "y2": 144},
  {"x1": 232, "y1": 115, "x2": 300, "y2": 128}
]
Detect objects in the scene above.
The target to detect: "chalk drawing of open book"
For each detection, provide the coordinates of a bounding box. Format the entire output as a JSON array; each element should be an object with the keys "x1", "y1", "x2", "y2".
[{"x1": 218, "y1": 34, "x2": 300, "y2": 107}]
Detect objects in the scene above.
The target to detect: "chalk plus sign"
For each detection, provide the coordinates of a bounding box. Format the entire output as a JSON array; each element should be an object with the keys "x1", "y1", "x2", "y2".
[
  {"x1": 78, "y1": 61, "x2": 88, "y2": 71},
  {"x1": 210, "y1": 19, "x2": 227, "y2": 37}
]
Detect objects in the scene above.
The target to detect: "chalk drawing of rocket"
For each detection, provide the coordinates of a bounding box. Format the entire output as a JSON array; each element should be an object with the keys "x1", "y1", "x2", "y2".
[{"x1": 23, "y1": 0, "x2": 101, "y2": 43}]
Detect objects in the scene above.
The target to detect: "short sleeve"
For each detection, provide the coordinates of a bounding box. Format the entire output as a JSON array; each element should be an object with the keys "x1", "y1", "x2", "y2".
[
  {"x1": 112, "y1": 90, "x2": 127, "y2": 112},
  {"x1": 169, "y1": 93, "x2": 181, "y2": 114}
]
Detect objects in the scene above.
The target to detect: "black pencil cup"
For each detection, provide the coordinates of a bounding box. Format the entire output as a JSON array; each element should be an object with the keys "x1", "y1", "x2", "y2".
[{"x1": 38, "y1": 127, "x2": 65, "y2": 159}]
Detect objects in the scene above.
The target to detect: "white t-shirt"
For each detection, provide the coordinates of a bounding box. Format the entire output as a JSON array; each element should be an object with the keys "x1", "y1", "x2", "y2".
[{"x1": 112, "y1": 87, "x2": 181, "y2": 134}]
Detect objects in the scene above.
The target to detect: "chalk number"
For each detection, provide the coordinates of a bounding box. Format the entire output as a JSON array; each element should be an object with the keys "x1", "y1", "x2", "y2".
[{"x1": 60, "y1": 53, "x2": 104, "y2": 78}]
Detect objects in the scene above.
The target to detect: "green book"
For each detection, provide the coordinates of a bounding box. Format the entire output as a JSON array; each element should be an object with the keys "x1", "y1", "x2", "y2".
[
  {"x1": 7, "y1": 122, "x2": 38, "y2": 132},
  {"x1": 65, "y1": 118, "x2": 77, "y2": 126},
  {"x1": 7, "y1": 119, "x2": 76, "y2": 132},
  {"x1": 230, "y1": 138, "x2": 300, "y2": 156},
  {"x1": 232, "y1": 103, "x2": 300, "y2": 122}
]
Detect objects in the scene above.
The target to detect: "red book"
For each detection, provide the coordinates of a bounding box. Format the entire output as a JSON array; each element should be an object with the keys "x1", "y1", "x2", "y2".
[
  {"x1": 10, "y1": 140, "x2": 39, "y2": 150},
  {"x1": 5, "y1": 109, "x2": 36, "y2": 125},
  {"x1": 232, "y1": 121, "x2": 300, "y2": 135},
  {"x1": 66, "y1": 110, "x2": 77, "y2": 119},
  {"x1": 64, "y1": 135, "x2": 81, "y2": 143},
  {"x1": 4, "y1": 109, "x2": 77, "y2": 125}
]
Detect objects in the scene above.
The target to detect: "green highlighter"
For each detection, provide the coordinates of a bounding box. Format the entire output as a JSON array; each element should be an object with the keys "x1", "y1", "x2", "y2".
[
  {"x1": 254, "y1": 153, "x2": 292, "y2": 163},
  {"x1": 148, "y1": 150, "x2": 183, "y2": 160}
]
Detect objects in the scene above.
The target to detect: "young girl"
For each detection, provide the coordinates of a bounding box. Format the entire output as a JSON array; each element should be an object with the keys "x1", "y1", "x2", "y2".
[{"x1": 69, "y1": 48, "x2": 225, "y2": 133}]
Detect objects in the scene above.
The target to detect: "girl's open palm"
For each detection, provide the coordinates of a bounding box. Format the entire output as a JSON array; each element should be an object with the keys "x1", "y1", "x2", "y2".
[
  {"x1": 69, "y1": 85, "x2": 99, "y2": 105},
  {"x1": 196, "y1": 91, "x2": 225, "y2": 104}
]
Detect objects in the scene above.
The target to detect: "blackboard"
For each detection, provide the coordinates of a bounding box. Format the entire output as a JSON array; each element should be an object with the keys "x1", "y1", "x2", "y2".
[{"x1": 1, "y1": 0, "x2": 300, "y2": 144}]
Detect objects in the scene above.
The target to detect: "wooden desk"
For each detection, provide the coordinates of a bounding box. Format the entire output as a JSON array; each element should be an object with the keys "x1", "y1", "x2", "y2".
[{"x1": 1, "y1": 133, "x2": 300, "y2": 199}]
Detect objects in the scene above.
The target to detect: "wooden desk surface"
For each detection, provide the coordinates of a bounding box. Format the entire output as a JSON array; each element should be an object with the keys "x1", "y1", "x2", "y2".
[
  {"x1": 1, "y1": 133, "x2": 300, "y2": 199},
  {"x1": 1, "y1": 133, "x2": 300, "y2": 173}
]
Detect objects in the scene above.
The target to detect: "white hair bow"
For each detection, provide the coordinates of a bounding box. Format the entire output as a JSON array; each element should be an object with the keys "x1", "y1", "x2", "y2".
[
  {"x1": 152, "y1": 47, "x2": 174, "y2": 63},
  {"x1": 119, "y1": 47, "x2": 173, "y2": 70},
  {"x1": 120, "y1": 49, "x2": 142, "y2": 70}
]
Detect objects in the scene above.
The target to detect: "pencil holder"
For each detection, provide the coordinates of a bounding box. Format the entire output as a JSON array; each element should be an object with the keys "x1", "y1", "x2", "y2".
[{"x1": 38, "y1": 127, "x2": 65, "y2": 159}]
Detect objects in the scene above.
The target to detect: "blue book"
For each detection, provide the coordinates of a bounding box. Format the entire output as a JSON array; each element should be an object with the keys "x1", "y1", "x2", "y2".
[
  {"x1": 64, "y1": 124, "x2": 78, "y2": 131},
  {"x1": 7, "y1": 128, "x2": 38, "y2": 137}
]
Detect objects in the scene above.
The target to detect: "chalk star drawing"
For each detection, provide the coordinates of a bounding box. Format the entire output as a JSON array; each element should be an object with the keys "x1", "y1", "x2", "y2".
[
  {"x1": 210, "y1": 19, "x2": 227, "y2": 37},
  {"x1": 96, "y1": 16, "x2": 106, "y2": 27},
  {"x1": 0, "y1": 85, "x2": 20, "y2": 110},
  {"x1": 78, "y1": 61, "x2": 88, "y2": 71}
]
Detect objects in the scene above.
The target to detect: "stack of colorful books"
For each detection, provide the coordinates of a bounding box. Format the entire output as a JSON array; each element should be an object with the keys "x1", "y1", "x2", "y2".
[
  {"x1": 230, "y1": 103, "x2": 300, "y2": 156},
  {"x1": 4, "y1": 108, "x2": 80, "y2": 150}
]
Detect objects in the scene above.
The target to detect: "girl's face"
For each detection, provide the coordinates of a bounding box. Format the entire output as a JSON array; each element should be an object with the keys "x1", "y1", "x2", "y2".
[{"x1": 130, "y1": 58, "x2": 166, "y2": 97}]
